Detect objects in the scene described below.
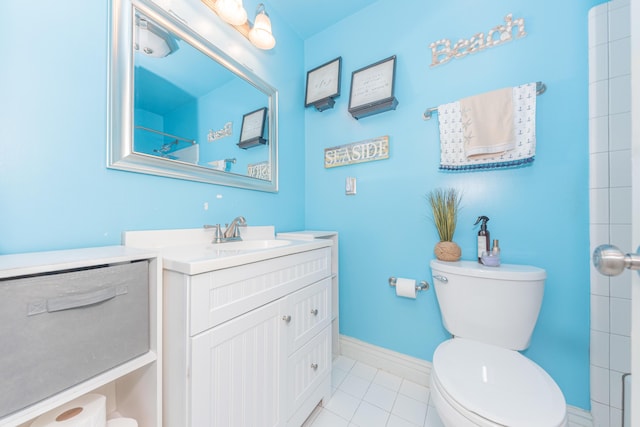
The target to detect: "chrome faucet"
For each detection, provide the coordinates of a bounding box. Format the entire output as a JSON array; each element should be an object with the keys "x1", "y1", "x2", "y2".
[
  {"x1": 223, "y1": 216, "x2": 246, "y2": 240},
  {"x1": 204, "y1": 216, "x2": 246, "y2": 243}
]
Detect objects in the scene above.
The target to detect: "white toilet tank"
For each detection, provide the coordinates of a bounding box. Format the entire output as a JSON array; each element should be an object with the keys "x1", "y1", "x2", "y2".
[{"x1": 430, "y1": 260, "x2": 546, "y2": 351}]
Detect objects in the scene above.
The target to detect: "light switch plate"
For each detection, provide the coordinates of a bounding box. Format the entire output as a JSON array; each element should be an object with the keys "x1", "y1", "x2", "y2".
[{"x1": 346, "y1": 177, "x2": 356, "y2": 195}]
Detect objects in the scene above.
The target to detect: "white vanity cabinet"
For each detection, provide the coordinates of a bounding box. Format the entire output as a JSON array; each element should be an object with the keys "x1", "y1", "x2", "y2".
[
  {"x1": 277, "y1": 231, "x2": 339, "y2": 357},
  {"x1": 161, "y1": 244, "x2": 333, "y2": 427}
]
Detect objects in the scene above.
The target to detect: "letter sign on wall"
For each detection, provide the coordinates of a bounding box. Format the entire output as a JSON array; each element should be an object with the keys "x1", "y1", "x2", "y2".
[
  {"x1": 324, "y1": 136, "x2": 390, "y2": 168},
  {"x1": 429, "y1": 14, "x2": 526, "y2": 67}
]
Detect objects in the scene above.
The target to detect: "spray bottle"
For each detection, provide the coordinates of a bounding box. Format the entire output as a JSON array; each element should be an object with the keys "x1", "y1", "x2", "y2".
[{"x1": 474, "y1": 216, "x2": 490, "y2": 263}]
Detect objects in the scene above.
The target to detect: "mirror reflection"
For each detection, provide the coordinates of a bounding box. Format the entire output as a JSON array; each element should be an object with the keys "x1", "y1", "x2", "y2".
[
  {"x1": 107, "y1": 0, "x2": 277, "y2": 192},
  {"x1": 133, "y1": 11, "x2": 270, "y2": 179}
]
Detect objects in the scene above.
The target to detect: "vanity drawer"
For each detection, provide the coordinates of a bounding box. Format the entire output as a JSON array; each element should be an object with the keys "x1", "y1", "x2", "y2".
[
  {"x1": 0, "y1": 261, "x2": 150, "y2": 418},
  {"x1": 287, "y1": 326, "x2": 331, "y2": 419},
  {"x1": 189, "y1": 247, "x2": 331, "y2": 335},
  {"x1": 284, "y1": 278, "x2": 331, "y2": 353}
]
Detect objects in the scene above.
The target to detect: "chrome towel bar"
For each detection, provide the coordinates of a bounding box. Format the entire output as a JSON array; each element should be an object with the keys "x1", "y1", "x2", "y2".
[{"x1": 422, "y1": 81, "x2": 547, "y2": 120}]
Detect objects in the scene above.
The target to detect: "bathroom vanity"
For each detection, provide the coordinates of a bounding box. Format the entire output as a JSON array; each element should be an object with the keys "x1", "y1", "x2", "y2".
[
  {"x1": 124, "y1": 227, "x2": 334, "y2": 427},
  {"x1": 277, "y1": 231, "x2": 340, "y2": 358},
  {"x1": 0, "y1": 246, "x2": 161, "y2": 427}
]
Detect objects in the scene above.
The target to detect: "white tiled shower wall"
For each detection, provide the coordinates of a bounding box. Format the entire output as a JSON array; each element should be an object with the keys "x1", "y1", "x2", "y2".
[{"x1": 588, "y1": 1, "x2": 633, "y2": 426}]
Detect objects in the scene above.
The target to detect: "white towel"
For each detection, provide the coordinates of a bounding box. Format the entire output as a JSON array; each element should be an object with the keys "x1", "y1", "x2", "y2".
[
  {"x1": 460, "y1": 87, "x2": 515, "y2": 159},
  {"x1": 437, "y1": 82, "x2": 537, "y2": 171},
  {"x1": 208, "y1": 160, "x2": 226, "y2": 171}
]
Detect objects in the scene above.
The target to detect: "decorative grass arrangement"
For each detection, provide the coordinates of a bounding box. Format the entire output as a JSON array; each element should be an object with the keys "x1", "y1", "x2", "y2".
[{"x1": 427, "y1": 188, "x2": 462, "y2": 261}]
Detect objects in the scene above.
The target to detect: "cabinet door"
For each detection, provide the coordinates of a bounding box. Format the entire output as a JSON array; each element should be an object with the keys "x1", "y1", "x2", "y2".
[
  {"x1": 284, "y1": 278, "x2": 331, "y2": 354},
  {"x1": 191, "y1": 300, "x2": 287, "y2": 427},
  {"x1": 287, "y1": 326, "x2": 331, "y2": 421}
]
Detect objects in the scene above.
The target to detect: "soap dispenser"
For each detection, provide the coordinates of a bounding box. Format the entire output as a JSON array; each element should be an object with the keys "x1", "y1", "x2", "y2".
[{"x1": 474, "y1": 216, "x2": 490, "y2": 262}]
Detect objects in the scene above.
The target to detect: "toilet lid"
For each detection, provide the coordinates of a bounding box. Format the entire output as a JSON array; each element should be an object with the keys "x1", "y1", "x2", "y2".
[{"x1": 433, "y1": 339, "x2": 567, "y2": 427}]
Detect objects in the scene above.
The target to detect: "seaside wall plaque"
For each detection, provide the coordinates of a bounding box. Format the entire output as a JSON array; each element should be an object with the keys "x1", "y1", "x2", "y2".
[{"x1": 324, "y1": 136, "x2": 389, "y2": 168}]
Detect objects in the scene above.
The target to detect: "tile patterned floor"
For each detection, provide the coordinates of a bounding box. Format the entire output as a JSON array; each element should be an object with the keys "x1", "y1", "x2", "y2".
[{"x1": 303, "y1": 355, "x2": 445, "y2": 427}]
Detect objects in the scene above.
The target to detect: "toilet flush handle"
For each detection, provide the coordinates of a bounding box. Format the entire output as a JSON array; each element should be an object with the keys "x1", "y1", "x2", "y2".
[{"x1": 433, "y1": 275, "x2": 448, "y2": 284}]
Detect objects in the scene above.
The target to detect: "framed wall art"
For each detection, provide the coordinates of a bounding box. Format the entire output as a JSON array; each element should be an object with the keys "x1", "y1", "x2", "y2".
[
  {"x1": 237, "y1": 107, "x2": 267, "y2": 149},
  {"x1": 305, "y1": 57, "x2": 342, "y2": 112},
  {"x1": 348, "y1": 55, "x2": 398, "y2": 120}
]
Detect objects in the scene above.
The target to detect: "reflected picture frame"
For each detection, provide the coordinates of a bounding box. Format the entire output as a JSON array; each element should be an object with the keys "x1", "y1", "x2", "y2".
[
  {"x1": 305, "y1": 57, "x2": 342, "y2": 112},
  {"x1": 348, "y1": 55, "x2": 398, "y2": 120},
  {"x1": 238, "y1": 107, "x2": 267, "y2": 149}
]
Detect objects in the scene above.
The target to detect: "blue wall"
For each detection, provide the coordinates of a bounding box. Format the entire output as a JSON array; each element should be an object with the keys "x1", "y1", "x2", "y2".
[
  {"x1": 1, "y1": 0, "x2": 605, "y2": 412},
  {"x1": 304, "y1": 0, "x2": 604, "y2": 410},
  {"x1": 0, "y1": 0, "x2": 306, "y2": 254}
]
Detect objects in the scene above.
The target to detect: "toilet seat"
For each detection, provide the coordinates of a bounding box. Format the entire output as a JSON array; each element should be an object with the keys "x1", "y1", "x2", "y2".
[
  {"x1": 432, "y1": 339, "x2": 567, "y2": 427},
  {"x1": 431, "y1": 370, "x2": 502, "y2": 427}
]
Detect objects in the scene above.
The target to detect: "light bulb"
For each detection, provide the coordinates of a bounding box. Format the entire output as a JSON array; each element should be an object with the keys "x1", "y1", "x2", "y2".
[
  {"x1": 248, "y1": 10, "x2": 275, "y2": 50},
  {"x1": 216, "y1": 0, "x2": 247, "y2": 26}
]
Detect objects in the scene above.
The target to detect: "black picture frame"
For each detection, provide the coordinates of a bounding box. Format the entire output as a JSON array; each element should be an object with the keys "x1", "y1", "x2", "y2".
[
  {"x1": 305, "y1": 57, "x2": 342, "y2": 112},
  {"x1": 348, "y1": 55, "x2": 398, "y2": 120},
  {"x1": 237, "y1": 107, "x2": 267, "y2": 149}
]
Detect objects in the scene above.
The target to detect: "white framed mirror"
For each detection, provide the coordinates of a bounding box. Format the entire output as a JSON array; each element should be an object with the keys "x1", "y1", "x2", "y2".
[{"x1": 107, "y1": 0, "x2": 278, "y2": 192}]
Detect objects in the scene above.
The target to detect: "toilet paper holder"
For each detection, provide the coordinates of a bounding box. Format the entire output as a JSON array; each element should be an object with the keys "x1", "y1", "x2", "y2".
[{"x1": 388, "y1": 277, "x2": 429, "y2": 292}]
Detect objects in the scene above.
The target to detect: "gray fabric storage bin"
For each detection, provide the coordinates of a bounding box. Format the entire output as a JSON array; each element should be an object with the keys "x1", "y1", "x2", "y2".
[{"x1": 0, "y1": 260, "x2": 150, "y2": 418}]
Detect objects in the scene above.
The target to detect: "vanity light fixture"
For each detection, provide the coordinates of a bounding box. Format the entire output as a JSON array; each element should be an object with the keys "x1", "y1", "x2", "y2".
[
  {"x1": 248, "y1": 4, "x2": 276, "y2": 50},
  {"x1": 215, "y1": 0, "x2": 248, "y2": 26},
  {"x1": 201, "y1": 0, "x2": 276, "y2": 50}
]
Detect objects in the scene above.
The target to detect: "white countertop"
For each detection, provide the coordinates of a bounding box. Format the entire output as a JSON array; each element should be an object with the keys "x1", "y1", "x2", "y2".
[
  {"x1": 158, "y1": 238, "x2": 332, "y2": 275},
  {"x1": 122, "y1": 227, "x2": 333, "y2": 275},
  {"x1": 0, "y1": 246, "x2": 158, "y2": 279}
]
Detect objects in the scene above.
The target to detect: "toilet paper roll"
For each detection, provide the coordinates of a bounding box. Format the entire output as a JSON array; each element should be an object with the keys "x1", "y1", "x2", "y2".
[
  {"x1": 106, "y1": 418, "x2": 137, "y2": 427},
  {"x1": 30, "y1": 394, "x2": 106, "y2": 427},
  {"x1": 395, "y1": 277, "x2": 417, "y2": 299}
]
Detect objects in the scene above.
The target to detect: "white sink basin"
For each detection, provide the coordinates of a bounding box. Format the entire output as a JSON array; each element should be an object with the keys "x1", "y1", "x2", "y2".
[{"x1": 212, "y1": 239, "x2": 292, "y2": 251}]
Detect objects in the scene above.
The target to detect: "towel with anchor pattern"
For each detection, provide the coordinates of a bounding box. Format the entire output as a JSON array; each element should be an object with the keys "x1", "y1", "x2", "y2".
[{"x1": 436, "y1": 82, "x2": 536, "y2": 171}]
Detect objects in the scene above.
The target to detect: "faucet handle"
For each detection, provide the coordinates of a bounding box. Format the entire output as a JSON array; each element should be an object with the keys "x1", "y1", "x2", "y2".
[{"x1": 204, "y1": 224, "x2": 223, "y2": 243}]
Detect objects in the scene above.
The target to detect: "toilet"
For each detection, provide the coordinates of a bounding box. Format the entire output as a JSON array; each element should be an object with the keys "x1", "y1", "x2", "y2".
[{"x1": 429, "y1": 260, "x2": 567, "y2": 427}]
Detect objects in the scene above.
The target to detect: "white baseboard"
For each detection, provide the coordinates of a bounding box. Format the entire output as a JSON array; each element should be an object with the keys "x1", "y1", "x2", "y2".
[
  {"x1": 338, "y1": 335, "x2": 431, "y2": 387},
  {"x1": 566, "y1": 406, "x2": 593, "y2": 427},
  {"x1": 337, "y1": 335, "x2": 592, "y2": 427}
]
